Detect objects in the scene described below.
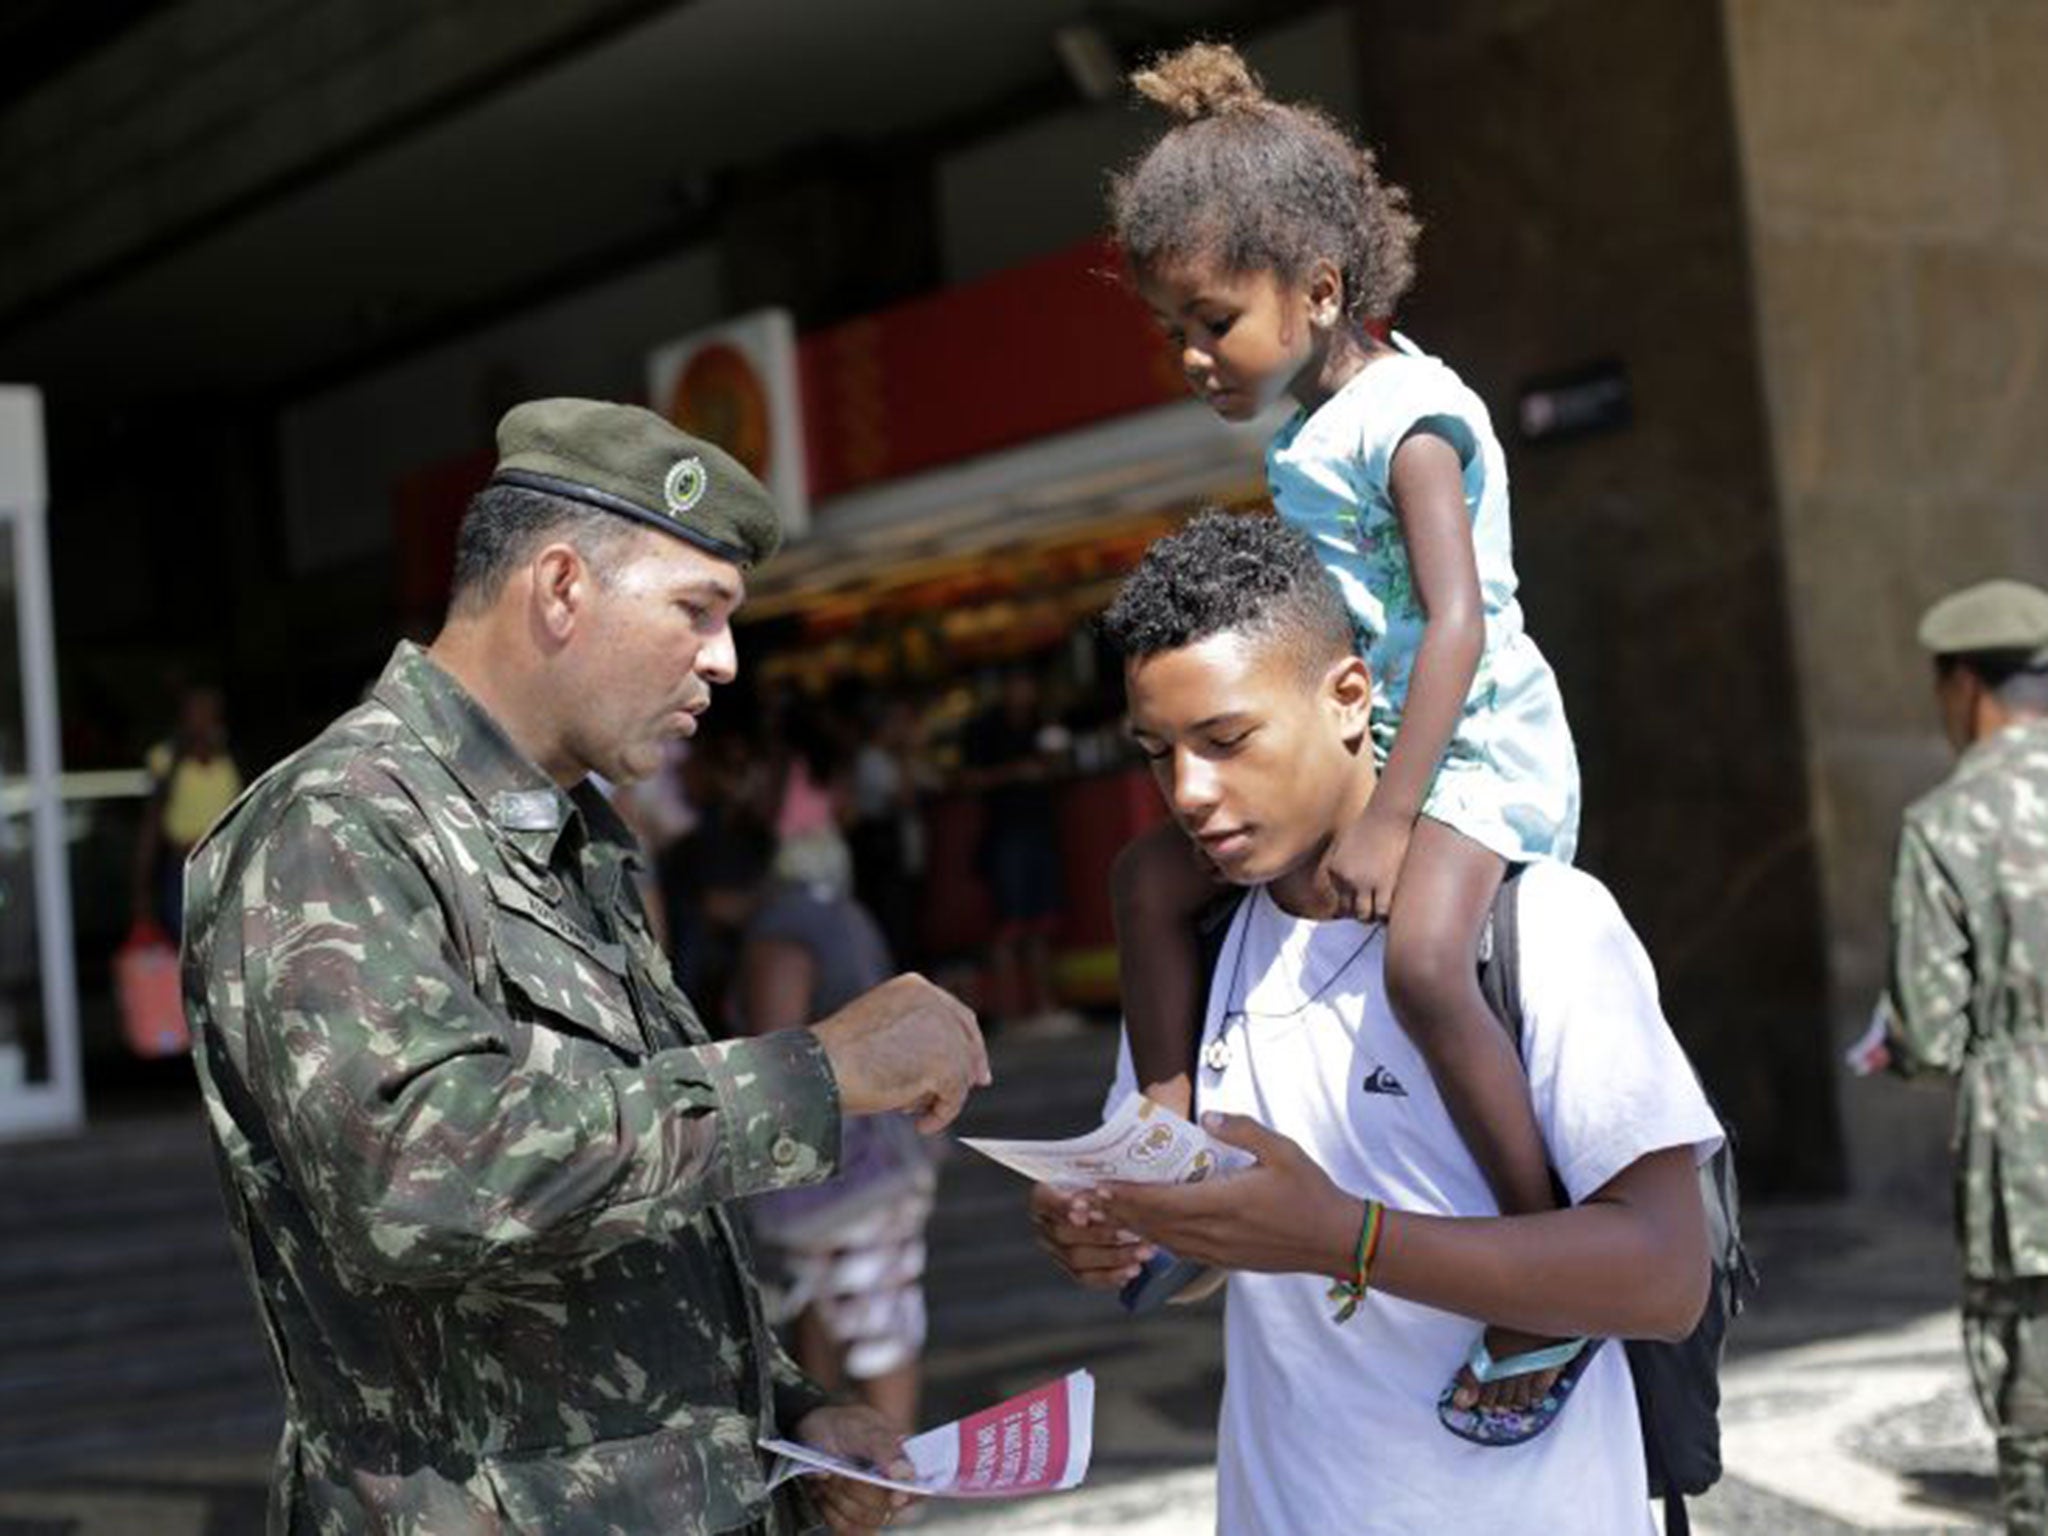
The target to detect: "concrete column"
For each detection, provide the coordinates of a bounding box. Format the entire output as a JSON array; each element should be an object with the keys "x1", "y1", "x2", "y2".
[
  {"x1": 1725, "y1": 0, "x2": 2048, "y2": 1202},
  {"x1": 1349, "y1": 0, "x2": 1839, "y2": 1193}
]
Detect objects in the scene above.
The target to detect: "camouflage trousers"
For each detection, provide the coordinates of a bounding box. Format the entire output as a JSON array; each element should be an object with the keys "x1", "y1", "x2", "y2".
[{"x1": 1965, "y1": 1278, "x2": 2048, "y2": 1535}]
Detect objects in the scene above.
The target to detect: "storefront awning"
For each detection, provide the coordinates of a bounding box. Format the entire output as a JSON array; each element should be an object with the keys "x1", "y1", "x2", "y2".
[{"x1": 743, "y1": 396, "x2": 1283, "y2": 619}]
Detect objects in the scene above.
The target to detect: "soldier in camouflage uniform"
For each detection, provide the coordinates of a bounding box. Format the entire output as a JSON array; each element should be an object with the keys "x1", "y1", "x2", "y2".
[
  {"x1": 183, "y1": 400, "x2": 990, "y2": 1535},
  {"x1": 1877, "y1": 579, "x2": 2048, "y2": 1535}
]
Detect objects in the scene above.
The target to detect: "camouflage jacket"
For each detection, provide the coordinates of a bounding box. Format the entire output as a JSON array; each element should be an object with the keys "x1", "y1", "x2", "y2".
[
  {"x1": 183, "y1": 643, "x2": 842, "y2": 1534},
  {"x1": 1883, "y1": 715, "x2": 2048, "y2": 1280}
]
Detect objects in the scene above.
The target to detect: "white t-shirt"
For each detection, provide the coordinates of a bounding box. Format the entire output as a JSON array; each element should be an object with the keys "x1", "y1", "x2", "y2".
[{"x1": 1105, "y1": 861, "x2": 1723, "y2": 1535}]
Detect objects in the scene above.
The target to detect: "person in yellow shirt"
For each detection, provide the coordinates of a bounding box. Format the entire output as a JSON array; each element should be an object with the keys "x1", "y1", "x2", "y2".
[{"x1": 132, "y1": 685, "x2": 242, "y2": 938}]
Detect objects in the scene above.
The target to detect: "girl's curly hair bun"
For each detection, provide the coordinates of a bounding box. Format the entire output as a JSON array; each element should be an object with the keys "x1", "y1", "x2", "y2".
[
  {"x1": 1130, "y1": 41, "x2": 1266, "y2": 121},
  {"x1": 1110, "y1": 38, "x2": 1420, "y2": 320}
]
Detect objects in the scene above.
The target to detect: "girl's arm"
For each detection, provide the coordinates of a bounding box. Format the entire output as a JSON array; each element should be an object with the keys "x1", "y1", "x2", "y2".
[{"x1": 1372, "y1": 430, "x2": 1486, "y2": 828}]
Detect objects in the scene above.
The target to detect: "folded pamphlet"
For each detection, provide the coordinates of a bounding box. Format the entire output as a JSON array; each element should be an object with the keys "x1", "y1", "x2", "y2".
[
  {"x1": 960, "y1": 1091, "x2": 1255, "y2": 1190},
  {"x1": 762, "y1": 1370, "x2": 1094, "y2": 1499}
]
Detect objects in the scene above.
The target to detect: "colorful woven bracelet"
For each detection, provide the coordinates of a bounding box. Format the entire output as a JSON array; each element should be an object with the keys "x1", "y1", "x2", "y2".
[{"x1": 1327, "y1": 1199, "x2": 1385, "y2": 1324}]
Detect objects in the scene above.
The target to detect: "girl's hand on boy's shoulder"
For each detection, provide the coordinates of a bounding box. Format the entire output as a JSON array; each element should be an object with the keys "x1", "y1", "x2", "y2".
[{"x1": 1328, "y1": 804, "x2": 1413, "y2": 923}]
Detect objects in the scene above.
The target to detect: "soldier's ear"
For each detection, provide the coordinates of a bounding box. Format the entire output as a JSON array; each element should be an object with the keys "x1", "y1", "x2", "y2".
[
  {"x1": 1933, "y1": 658, "x2": 1984, "y2": 753},
  {"x1": 531, "y1": 542, "x2": 588, "y2": 641}
]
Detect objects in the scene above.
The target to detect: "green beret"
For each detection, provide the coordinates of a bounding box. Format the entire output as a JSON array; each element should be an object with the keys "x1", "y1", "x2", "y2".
[
  {"x1": 490, "y1": 398, "x2": 783, "y2": 568},
  {"x1": 1917, "y1": 578, "x2": 2048, "y2": 662}
]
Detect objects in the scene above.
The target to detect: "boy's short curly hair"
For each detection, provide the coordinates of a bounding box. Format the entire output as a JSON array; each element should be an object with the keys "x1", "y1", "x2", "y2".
[
  {"x1": 1109, "y1": 41, "x2": 1420, "y2": 318},
  {"x1": 1099, "y1": 510, "x2": 1355, "y2": 676}
]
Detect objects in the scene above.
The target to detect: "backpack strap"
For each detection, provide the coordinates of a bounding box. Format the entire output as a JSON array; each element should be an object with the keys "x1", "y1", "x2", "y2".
[
  {"x1": 1187, "y1": 891, "x2": 1249, "y2": 1105},
  {"x1": 1476, "y1": 865, "x2": 1525, "y2": 1037},
  {"x1": 1194, "y1": 890, "x2": 1247, "y2": 987}
]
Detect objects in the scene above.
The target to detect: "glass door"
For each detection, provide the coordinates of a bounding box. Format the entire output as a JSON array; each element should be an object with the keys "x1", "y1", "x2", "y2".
[{"x1": 0, "y1": 387, "x2": 82, "y2": 1138}]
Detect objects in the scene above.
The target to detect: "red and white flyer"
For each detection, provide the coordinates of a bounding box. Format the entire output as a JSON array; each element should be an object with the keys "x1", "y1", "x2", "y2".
[{"x1": 762, "y1": 1370, "x2": 1095, "y2": 1500}]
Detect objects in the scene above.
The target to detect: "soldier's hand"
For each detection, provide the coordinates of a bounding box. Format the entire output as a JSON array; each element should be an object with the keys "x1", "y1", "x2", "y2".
[
  {"x1": 812, "y1": 973, "x2": 990, "y2": 1133},
  {"x1": 792, "y1": 1404, "x2": 919, "y2": 1532}
]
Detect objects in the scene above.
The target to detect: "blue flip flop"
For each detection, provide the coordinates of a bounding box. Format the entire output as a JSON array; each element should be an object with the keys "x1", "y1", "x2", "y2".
[{"x1": 1436, "y1": 1335, "x2": 1600, "y2": 1448}]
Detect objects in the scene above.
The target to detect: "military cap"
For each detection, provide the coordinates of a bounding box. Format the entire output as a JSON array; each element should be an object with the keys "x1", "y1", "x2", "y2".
[
  {"x1": 1917, "y1": 578, "x2": 2048, "y2": 663},
  {"x1": 490, "y1": 399, "x2": 782, "y2": 567}
]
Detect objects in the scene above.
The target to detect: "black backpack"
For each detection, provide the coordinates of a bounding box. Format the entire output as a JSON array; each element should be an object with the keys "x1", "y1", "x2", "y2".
[
  {"x1": 1169, "y1": 869, "x2": 1756, "y2": 1536},
  {"x1": 1474, "y1": 866, "x2": 1756, "y2": 1536}
]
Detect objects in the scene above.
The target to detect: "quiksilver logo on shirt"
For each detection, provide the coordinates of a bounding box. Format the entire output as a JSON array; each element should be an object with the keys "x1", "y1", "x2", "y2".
[{"x1": 1361, "y1": 1065, "x2": 1407, "y2": 1097}]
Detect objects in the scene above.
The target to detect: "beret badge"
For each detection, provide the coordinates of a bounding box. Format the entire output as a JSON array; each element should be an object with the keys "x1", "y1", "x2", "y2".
[{"x1": 664, "y1": 456, "x2": 708, "y2": 516}]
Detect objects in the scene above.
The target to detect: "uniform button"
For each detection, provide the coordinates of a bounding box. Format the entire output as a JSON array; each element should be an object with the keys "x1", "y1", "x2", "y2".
[{"x1": 771, "y1": 1135, "x2": 800, "y2": 1167}]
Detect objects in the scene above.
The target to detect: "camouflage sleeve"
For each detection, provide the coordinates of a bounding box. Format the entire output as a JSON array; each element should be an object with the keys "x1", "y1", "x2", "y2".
[
  {"x1": 1882, "y1": 817, "x2": 1973, "y2": 1079},
  {"x1": 234, "y1": 791, "x2": 841, "y2": 1286},
  {"x1": 770, "y1": 1334, "x2": 840, "y2": 1431}
]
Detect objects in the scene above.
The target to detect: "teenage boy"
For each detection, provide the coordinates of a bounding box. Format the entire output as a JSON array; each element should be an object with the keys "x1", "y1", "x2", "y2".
[{"x1": 1034, "y1": 511, "x2": 1721, "y2": 1533}]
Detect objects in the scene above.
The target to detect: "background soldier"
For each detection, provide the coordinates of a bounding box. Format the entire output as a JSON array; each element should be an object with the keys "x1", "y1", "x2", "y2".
[
  {"x1": 1870, "y1": 578, "x2": 2048, "y2": 1534},
  {"x1": 182, "y1": 400, "x2": 989, "y2": 1535}
]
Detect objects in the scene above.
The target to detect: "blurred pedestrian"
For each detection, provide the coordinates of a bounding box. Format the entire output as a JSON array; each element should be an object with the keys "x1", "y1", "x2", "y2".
[
  {"x1": 728, "y1": 831, "x2": 938, "y2": 1435},
  {"x1": 851, "y1": 695, "x2": 931, "y2": 969},
  {"x1": 771, "y1": 705, "x2": 854, "y2": 895},
  {"x1": 660, "y1": 733, "x2": 770, "y2": 1026},
  {"x1": 1865, "y1": 578, "x2": 2048, "y2": 1534},
  {"x1": 961, "y1": 668, "x2": 1075, "y2": 1032},
  {"x1": 130, "y1": 683, "x2": 240, "y2": 940},
  {"x1": 606, "y1": 735, "x2": 697, "y2": 950},
  {"x1": 181, "y1": 400, "x2": 989, "y2": 1533}
]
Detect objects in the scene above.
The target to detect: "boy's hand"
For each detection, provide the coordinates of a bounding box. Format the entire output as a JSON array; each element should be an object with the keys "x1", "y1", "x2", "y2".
[
  {"x1": 1098, "y1": 1113, "x2": 1359, "y2": 1278},
  {"x1": 1328, "y1": 804, "x2": 1413, "y2": 923},
  {"x1": 1030, "y1": 1183, "x2": 1154, "y2": 1289}
]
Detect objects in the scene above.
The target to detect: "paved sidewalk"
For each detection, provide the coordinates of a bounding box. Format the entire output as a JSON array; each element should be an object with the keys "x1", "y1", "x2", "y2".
[
  {"x1": 1702, "y1": 1309, "x2": 1995, "y2": 1534},
  {"x1": 0, "y1": 1029, "x2": 2006, "y2": 1535},
  {"x1": 922, "y1": 1313, "x2": 2001, "y2": 1536},
  {"x1": 915, "y1": 1196, "x2": 2002, "y2": 1536}
]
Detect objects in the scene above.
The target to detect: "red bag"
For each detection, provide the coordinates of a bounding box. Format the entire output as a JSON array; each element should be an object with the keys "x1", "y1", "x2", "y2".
[{"x1": 115, "y1": 920, "x2": 189, "y2": 1058}]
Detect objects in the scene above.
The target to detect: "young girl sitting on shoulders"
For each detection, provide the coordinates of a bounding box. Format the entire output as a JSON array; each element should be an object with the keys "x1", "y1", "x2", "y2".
[{"x1": 1106, "y1": 41, "x2": 1585, "y2": 1445}]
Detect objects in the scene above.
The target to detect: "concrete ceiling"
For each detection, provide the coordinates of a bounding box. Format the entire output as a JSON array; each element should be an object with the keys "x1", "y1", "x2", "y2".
[{"x1": 0, "y1": 0, "x2": 1258, "y2": 401}]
